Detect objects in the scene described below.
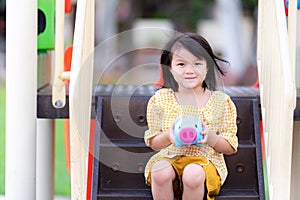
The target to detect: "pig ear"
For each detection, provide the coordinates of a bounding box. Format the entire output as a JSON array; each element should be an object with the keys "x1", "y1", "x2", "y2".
[{"x1": 175, "y1": 117, "x2": 182, "y2": 129}]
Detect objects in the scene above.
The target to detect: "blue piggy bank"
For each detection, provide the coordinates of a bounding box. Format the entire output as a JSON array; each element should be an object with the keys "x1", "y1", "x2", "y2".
[{"x1": 174, "y1": 116, "x2": 203, "y2": 146}]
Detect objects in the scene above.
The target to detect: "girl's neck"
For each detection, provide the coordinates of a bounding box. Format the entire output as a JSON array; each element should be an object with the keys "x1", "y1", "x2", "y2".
[
  {"x1": 177, "y1": 86, "x2": 205, "y2": 95},
  {"x1": 175, "y1": 87, "x2": 211, "y2": 107}
]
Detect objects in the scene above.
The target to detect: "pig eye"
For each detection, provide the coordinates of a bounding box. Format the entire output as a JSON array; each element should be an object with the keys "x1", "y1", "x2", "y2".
[
  {"x1": 178, "y1": 126, "x2": 181, "y2": 129},
  {"x1": 195, "y1": 124, "x2": 198, "y2": 128}
]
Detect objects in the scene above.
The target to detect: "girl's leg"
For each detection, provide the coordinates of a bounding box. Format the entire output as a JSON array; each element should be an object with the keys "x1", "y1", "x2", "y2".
[
  {"x1": 151, "y1": 160, "x2": 176, "y2": 200},
  {"x1": 182, "y1": 163, "x2": 206, "y2": 200}
]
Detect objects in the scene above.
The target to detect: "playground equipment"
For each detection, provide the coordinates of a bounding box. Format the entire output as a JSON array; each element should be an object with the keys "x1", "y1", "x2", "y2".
[
  {"x1": 257, "y1": 0, "x2": 297, "y2": 199},
  {"x1": 37, "y1": 84, "x2": 266, "y2": 199},
  {"x1": 5, "y1": 0, "x2": 300, "y2": 200},
  {"x1": 90, "y1": 85, "x2": 266, "y2": 199}
]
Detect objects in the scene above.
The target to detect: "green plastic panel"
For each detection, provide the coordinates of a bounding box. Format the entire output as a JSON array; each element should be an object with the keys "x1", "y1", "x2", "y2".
[{"x1": 38, "y1": 0, "x2": 55, "y2": 50}]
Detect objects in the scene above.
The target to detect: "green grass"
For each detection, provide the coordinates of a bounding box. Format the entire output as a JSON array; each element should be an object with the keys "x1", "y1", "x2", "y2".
[
  {"x1": 0, "y1": 81, "x2": 5, "y2": 194},
  {"x1": 0, "y1": 82, "x2": 70, "y2": 196},
  {"x1": 54, "y1": 119, "x2": 71, "y2": 196}
]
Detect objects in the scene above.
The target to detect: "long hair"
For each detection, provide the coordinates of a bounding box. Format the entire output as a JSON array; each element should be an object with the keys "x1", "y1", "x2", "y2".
[{"x1": 160, "y1": 32, "x2": 228, "y2": 92}]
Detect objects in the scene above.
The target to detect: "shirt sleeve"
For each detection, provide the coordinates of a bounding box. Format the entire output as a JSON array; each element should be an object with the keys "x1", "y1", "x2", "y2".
[
  {"x1": 219, "y1": 97, "x2": 239, "y2": 152},
  {"x1": 144, "y1": 94, "x2": 163, "y2": 146}
]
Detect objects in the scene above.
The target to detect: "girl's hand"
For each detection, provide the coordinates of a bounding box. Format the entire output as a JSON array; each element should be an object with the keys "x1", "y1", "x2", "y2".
[
  {"x1": 148, "y1": 124, "x2": 176, "y2": 151},
  {"x1": 198, "y1": 122, "x2": 208, "y2": 145},
  {"x1": 167, "y1": 123, "x2": 175, "y2": 145},
  {"x1": 199, "y1": 122, "x2": 221, "y2": 148}
]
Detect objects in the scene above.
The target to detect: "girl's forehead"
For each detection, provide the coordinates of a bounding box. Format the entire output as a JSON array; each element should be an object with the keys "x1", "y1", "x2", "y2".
[
  {"x1": 172, "y1": 46, "x2": 205, "y2": 61},
  {"x1": 170, "y1": 40, "x2": 210, "y2": 60}
]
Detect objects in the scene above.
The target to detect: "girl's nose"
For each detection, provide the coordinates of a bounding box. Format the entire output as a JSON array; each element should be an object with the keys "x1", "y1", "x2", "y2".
[{"x1": 185, "y1": 64, "x2": 195, "y2": 73}]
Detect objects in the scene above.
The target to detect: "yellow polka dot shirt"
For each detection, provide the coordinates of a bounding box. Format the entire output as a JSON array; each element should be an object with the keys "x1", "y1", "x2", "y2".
[{"x1": 144, "y1": 88, "x2": 238, "y2": 185}]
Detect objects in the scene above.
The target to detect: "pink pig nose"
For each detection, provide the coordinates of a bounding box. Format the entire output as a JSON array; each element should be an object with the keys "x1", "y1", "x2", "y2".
[{"x1": 179, "y1": 128, "x2": 197, "y2": 143}]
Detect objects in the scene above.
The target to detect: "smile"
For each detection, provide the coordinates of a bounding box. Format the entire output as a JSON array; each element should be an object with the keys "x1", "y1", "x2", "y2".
[{"x1": 185, "y1": 77, "x2": 196, "y2": 80}]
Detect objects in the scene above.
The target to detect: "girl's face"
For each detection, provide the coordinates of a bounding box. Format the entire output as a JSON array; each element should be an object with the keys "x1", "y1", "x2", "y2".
[{"x1": 170, "y1": 46, "x2": 208, "y2": 91}]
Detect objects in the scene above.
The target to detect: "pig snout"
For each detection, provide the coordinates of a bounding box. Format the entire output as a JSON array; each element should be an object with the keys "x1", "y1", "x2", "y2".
[{"x1": 179, "y1": 128, "x2": 197, "y2": 143}]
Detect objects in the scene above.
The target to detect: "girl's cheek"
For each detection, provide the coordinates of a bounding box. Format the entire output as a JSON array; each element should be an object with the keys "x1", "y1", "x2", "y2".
[
  {"x1": 198, "y1": 71, "x2": 207, "y2": 79},
  {"x1": 195, "y1": 67, "x2": 206, "y2": 74}
]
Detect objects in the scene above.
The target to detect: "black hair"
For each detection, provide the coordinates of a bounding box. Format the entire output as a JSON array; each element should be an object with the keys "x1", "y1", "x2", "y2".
[{"x1": 160, "y1": 32, "x2": 228, "y2": 92}]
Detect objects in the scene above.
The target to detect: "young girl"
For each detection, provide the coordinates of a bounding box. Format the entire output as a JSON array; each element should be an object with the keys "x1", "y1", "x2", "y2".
[{"x1": 144, "y1": 32, "x2": 238, "y2": 200}]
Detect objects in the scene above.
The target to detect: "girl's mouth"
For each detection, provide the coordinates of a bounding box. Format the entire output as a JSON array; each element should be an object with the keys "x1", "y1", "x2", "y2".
[{"x1": 185, "y1": 77, "x2": 196, "y2": 80}]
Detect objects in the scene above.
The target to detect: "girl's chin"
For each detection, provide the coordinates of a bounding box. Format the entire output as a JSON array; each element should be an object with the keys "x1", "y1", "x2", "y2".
[{"x1": 181, "y1": 83, "x2": 202, "y2": 90}]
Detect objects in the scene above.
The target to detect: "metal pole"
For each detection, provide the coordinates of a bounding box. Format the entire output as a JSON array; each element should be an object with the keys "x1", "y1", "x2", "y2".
[
  {"x1": 296, "y1": 11, "x2": 300, "y2": 88},
  {"x1": 291, "y1": 121, "x2": 300, "y2": 200},
  {"x1": 6, "y1": 0, "x2": 37, "y2": 199},
  {"x1": 291, "y1": 7, "x2": 300, "y2": 200},
  {"x1": 36, "y1": 119, "x2": 55, "y2": 200}
]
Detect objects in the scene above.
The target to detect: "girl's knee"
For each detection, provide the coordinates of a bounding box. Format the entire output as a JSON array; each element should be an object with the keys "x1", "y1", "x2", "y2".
[
  {"x1": 151, "y1": 160, "x2": 175, "y2": 185},
  {"x1": 182, "y1": 164, "x2": 205, "y2": 189}
]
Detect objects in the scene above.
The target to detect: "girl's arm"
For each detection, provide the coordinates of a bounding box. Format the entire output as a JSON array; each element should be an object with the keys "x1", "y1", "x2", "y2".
[
  {"x1": 213, "y1": 135, "x2": 236, "y2": 155},
  {"x1": 205, "y1": 130, "x2": 236, "y2": 155},
  {"x1": 148, "y1": 125, "x2": 175, "y2": 151},
  {"x1": 144, "y1": 90, "x2": 175, "y2": 151}
]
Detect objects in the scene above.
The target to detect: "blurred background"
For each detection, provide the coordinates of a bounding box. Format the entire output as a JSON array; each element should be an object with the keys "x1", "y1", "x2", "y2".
[
  {"x1": 93, "y1": 0, "x2": 259, "y2": 86},
  {"x1": 0, "y1": 0, "x2": 258, "y2": 197}
]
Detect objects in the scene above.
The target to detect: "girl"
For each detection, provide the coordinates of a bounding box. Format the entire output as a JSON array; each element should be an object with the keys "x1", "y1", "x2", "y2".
[{"x1": 144, "y1": 32, "x2": 238, "y2": 200}]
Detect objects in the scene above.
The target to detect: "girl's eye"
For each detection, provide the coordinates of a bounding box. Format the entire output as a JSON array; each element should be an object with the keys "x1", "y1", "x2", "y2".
[
  {"x1": 177, "y1": 63, "x2": 185, "y2": 66},
  {"x1": 195, "y1": 62, "x2": 203, "y2": 66}
]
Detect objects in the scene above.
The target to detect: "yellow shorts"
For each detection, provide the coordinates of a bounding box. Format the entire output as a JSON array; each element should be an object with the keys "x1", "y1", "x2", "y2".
[{"x1": 149, "y1": 156, "x2": 221, "y2": 200}]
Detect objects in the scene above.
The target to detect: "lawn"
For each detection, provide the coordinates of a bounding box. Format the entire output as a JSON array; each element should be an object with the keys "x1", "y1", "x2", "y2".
[
  {"x1": 0, "y1": 81, "x2": 70, "y2": 196},
  {"x1": 54, "y1": 119, "x2": 71, "y2": 196},
  {"x1": 0, "y1": 81, "x2": 5, "y2": 194}
]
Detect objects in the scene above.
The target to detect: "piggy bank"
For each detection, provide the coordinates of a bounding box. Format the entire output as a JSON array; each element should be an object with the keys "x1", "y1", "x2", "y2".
[{"x1": 173, "y1": 116, "x2": 203, "y2": 146}]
